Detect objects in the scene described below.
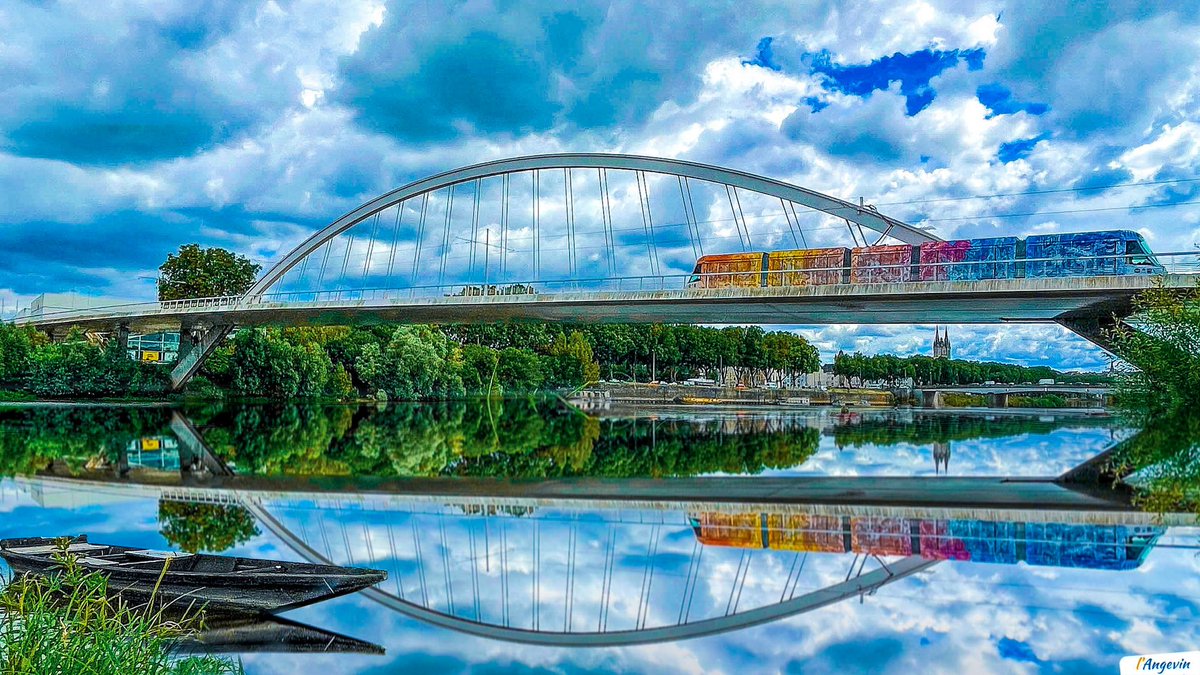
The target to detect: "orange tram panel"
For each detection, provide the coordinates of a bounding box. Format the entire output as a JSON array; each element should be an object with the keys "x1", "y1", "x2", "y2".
[
  {"x1": 765, "y1": 248, "x2": 848, "y2": 287},
  {"x1": 690, "y1": 253, "x2": 767, "y2": 289}
]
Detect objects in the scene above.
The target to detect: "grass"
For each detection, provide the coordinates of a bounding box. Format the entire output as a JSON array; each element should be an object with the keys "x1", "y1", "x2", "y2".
[{"x1": 0, "y1": 549, "x2": 241, "y2": 674}]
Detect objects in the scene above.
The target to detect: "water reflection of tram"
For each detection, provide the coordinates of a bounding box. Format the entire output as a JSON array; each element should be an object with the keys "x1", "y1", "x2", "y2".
[
  {"x1": 689, "y1": 512, "x2": 1164, "y2": 571},
  {"x1": 685, "y1": 230, "x2": 1162, "y2": 289}
]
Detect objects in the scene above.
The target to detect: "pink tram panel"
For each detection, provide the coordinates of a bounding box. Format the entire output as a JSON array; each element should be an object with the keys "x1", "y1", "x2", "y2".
[
  {"x1": 918, "y1": 520, "x2": 972, "y2": 561},
  {"x1": 918, "y1": 241, "x2": 972, "y2": 281},
  {"x1": 850, "y1": 245, "x2": 913, "y2": 283}
]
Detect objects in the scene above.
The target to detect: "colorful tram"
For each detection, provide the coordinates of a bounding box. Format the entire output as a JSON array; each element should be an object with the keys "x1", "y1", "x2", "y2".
[
  {"x1": 689, "y1": 512, "x2": 1164, "y2": 571},
  {"x1": 686, "y1": 230, "x2": 1162, "y2": 288}
]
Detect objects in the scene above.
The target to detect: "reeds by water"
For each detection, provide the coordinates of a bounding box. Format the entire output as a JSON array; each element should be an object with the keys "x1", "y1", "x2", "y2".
[{"x1": 0, "y1": 548, "x2": 240, "y2": 674}]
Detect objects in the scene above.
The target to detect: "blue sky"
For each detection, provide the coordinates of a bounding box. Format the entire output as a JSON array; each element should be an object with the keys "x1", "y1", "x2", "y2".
[{"x1": 2, "y1": 1, "x2": 1199, "y2": 370}]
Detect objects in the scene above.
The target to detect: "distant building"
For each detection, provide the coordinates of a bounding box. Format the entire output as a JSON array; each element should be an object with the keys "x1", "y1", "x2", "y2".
[
  {"x1": 127, "y1": 332, "x2": 180, "y2": 364},
  {"x1": 16, "y1": 292, "x2": 136, "y2": 321},
  {"x1": 932, "y1": 326, "x2": 952, "y2": 359}
]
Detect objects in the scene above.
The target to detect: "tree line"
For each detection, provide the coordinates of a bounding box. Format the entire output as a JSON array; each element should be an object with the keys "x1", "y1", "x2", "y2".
[{"x1": 832, "y1": 351, "x2": 1112, "y2": 387}]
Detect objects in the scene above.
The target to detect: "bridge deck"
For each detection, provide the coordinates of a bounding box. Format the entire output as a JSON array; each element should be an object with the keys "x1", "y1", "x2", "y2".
[{"x1": 19, "y1": 274, "x2": 1192, "y2": 331}]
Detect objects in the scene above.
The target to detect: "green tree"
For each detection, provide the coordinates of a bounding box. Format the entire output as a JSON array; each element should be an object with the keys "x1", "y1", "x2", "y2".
[
  {"x1": 229, "y1": 328, "x2": 332, "y2": 397},
  {"x1": 359, "y1": 326, "x2": 465, "y2": 400},
  {"x1": 157, "y1": 244, "x2": 261, "y2": 301},
  {"x1": 461, "y1": 344, "x2": 501, "y2": 394},
  {"x1": 1109, "y1": 280, "x2": 1200, "y2": 417},
  {"x1": 0, "y1": 324, "x2": 40, "y2": 387},
  {"x1": 497, "y1": 348, "x2": 544, "y2": 392}
]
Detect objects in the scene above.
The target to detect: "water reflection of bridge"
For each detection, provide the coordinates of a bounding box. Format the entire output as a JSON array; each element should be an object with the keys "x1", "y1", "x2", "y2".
[
  {"x1": 12, "y1": 468, "x2": 1184, "y2": 647},
  {"x1": 4, "y1": 406, "x2": 1172, "y2": 648}
]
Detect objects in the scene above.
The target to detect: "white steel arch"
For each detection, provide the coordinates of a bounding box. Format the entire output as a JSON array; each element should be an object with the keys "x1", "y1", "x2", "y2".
[{"x1": 245, "y1": 153, "x2": 939, "y2": 298}]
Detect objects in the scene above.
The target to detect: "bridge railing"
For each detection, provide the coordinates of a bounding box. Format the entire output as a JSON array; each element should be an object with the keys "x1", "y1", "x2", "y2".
[
  {"x1": 14, "y1": 251, "x2": 1200, "y2": 324},
  {"x1": 250, "y1": 250, "x2": 1200, "y2": 302}
]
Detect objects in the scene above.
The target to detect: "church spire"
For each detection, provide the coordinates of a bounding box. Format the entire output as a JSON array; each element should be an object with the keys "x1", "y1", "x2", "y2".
[{"x1": 933, "y1": 325, "x2": 951, "y2": 359}]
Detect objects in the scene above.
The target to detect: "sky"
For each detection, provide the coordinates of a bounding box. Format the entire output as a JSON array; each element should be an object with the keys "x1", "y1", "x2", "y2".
[{"x1": 2, "y1": 1, "x2": 1199, "y2": 370}]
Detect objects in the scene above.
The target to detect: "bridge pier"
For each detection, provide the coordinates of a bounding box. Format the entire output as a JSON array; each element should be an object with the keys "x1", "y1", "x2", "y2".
[
  {"x1": 115, "y1": 323, "x2": 130, "y2": 354},
  {"x1": 923, "y1": 390, "x2": 942, "y2": 409},
  {"x1": 170, "y1": 321, "x2": 234, "y2": 391}
]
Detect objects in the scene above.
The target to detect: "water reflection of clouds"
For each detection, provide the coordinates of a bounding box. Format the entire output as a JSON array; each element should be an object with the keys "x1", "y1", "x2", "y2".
[{"x1": 3, "y1": 481, "x2": 1198, "y2": 674}]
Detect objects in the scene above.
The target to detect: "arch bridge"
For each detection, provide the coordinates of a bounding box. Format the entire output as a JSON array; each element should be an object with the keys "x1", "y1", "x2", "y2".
[{"x1": 13, "y1": 153, "x2": 1196, "y2": 389}]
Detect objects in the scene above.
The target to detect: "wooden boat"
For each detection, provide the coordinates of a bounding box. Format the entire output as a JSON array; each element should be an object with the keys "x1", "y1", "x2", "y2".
[{"x1": 0, "y1": 535, "x2": 387, "y2": 614}]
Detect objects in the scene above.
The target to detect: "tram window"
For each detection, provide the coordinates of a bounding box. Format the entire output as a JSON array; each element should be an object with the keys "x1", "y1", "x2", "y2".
[{"x1": 1125, "y1": 240, "x2": 1154, "y2": 265}]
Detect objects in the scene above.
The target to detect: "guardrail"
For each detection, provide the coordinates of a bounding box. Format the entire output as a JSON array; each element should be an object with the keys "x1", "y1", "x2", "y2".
[{"x1": 14, "y1": 250, "x2": 1200, "y2": 325}]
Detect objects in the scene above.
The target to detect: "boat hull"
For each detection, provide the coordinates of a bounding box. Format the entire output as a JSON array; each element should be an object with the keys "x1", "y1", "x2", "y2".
[{"x1": 0, "y1": 536, "x2": 386, "y2": 615}]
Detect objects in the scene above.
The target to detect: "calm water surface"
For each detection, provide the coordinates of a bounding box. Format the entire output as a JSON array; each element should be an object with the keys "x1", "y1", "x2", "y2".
[{"x1": 0, "y1": 402, "x2": 1195, "y2": 674}]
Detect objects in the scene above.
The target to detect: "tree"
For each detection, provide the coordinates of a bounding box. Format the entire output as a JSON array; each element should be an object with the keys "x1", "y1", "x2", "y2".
[
  {"x1": 496, "y1": 348, "x2": 544, "y2": 391},
  {"x1": 359, "y1": 326, "x2": 465, "y2": 400},
  {"x1": 157, "y1": 244, "x2": 261, "y2": 301},
  {"x1": 0, "y1": 324, "x2": 39, "y2": 387},
  {"x1": 1109, "y1": 279, "x2": 1200, "y2": 417},
  {"x1": 461, "y1": 344, "x2": 501, "y2": 394},
  {"x1": 228, "y1": 328, "x2": 332, "y2": 398}
]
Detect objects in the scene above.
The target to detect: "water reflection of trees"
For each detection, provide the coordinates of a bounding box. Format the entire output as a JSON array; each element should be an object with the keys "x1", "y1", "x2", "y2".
[
  {"x1": 189, "y1": 400, "x2": 822, "y2": 479},
  {"x1": 0, "y1": 406, "x2": 172, "y2": 477},
  {"x1": 158, "y1": 500, "x2": 261, "y2": 553},
  {"x1": 0, "y1": 404, "x2": 1134, "y2": 483},
  {"x1": 1109, "y1": 411, "x2": 1200, "y2": 514},
  {"x1": 830, "y1": 413, "x2": 1114, "y2": 449}
]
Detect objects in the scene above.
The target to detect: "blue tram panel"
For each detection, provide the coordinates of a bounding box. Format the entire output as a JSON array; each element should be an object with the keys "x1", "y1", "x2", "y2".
[{"x1": 1025, "y1": 230, "x2": 1162, "y2": 278}]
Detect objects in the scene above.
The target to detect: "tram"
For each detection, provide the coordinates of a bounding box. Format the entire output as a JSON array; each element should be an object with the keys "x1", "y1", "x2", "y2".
[{"x1": 686, "y1": 230, "x2": 1162, "y2": 288}]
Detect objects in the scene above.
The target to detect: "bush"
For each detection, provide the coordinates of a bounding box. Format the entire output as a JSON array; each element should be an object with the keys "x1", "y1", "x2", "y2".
[
  {"x1": 497, "y1": 348, "x2": 543, "y2": 392},
  {"x1": 941, "y1": 393, "x2": 985, "y2": 407},
  {"x1": 1109, "y1": 279, "x2": 1200, "y2": 417},
  {"x1": 228, "y1": 328, "x2": 331, "y2": 398}
]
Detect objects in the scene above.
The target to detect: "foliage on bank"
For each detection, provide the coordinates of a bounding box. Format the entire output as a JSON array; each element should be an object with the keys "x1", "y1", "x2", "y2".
[
  {"x1": 191, "y1": 322, "x2": 821, "y2": 401},
  {"x1": 0, "y1": 325, "x2": 170, "y2": 398},
  {"x1": 0, "y1": 552, "x2": 239, "y2": 674},
  {"x1": 1109, "y1": 280, "x2": 1200, "y2": 418}
]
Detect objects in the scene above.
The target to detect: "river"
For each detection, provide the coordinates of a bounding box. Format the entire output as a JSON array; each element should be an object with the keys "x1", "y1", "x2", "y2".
[{"x1": 0, "y1": 401, "x2": 1195, "y2": 674}]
